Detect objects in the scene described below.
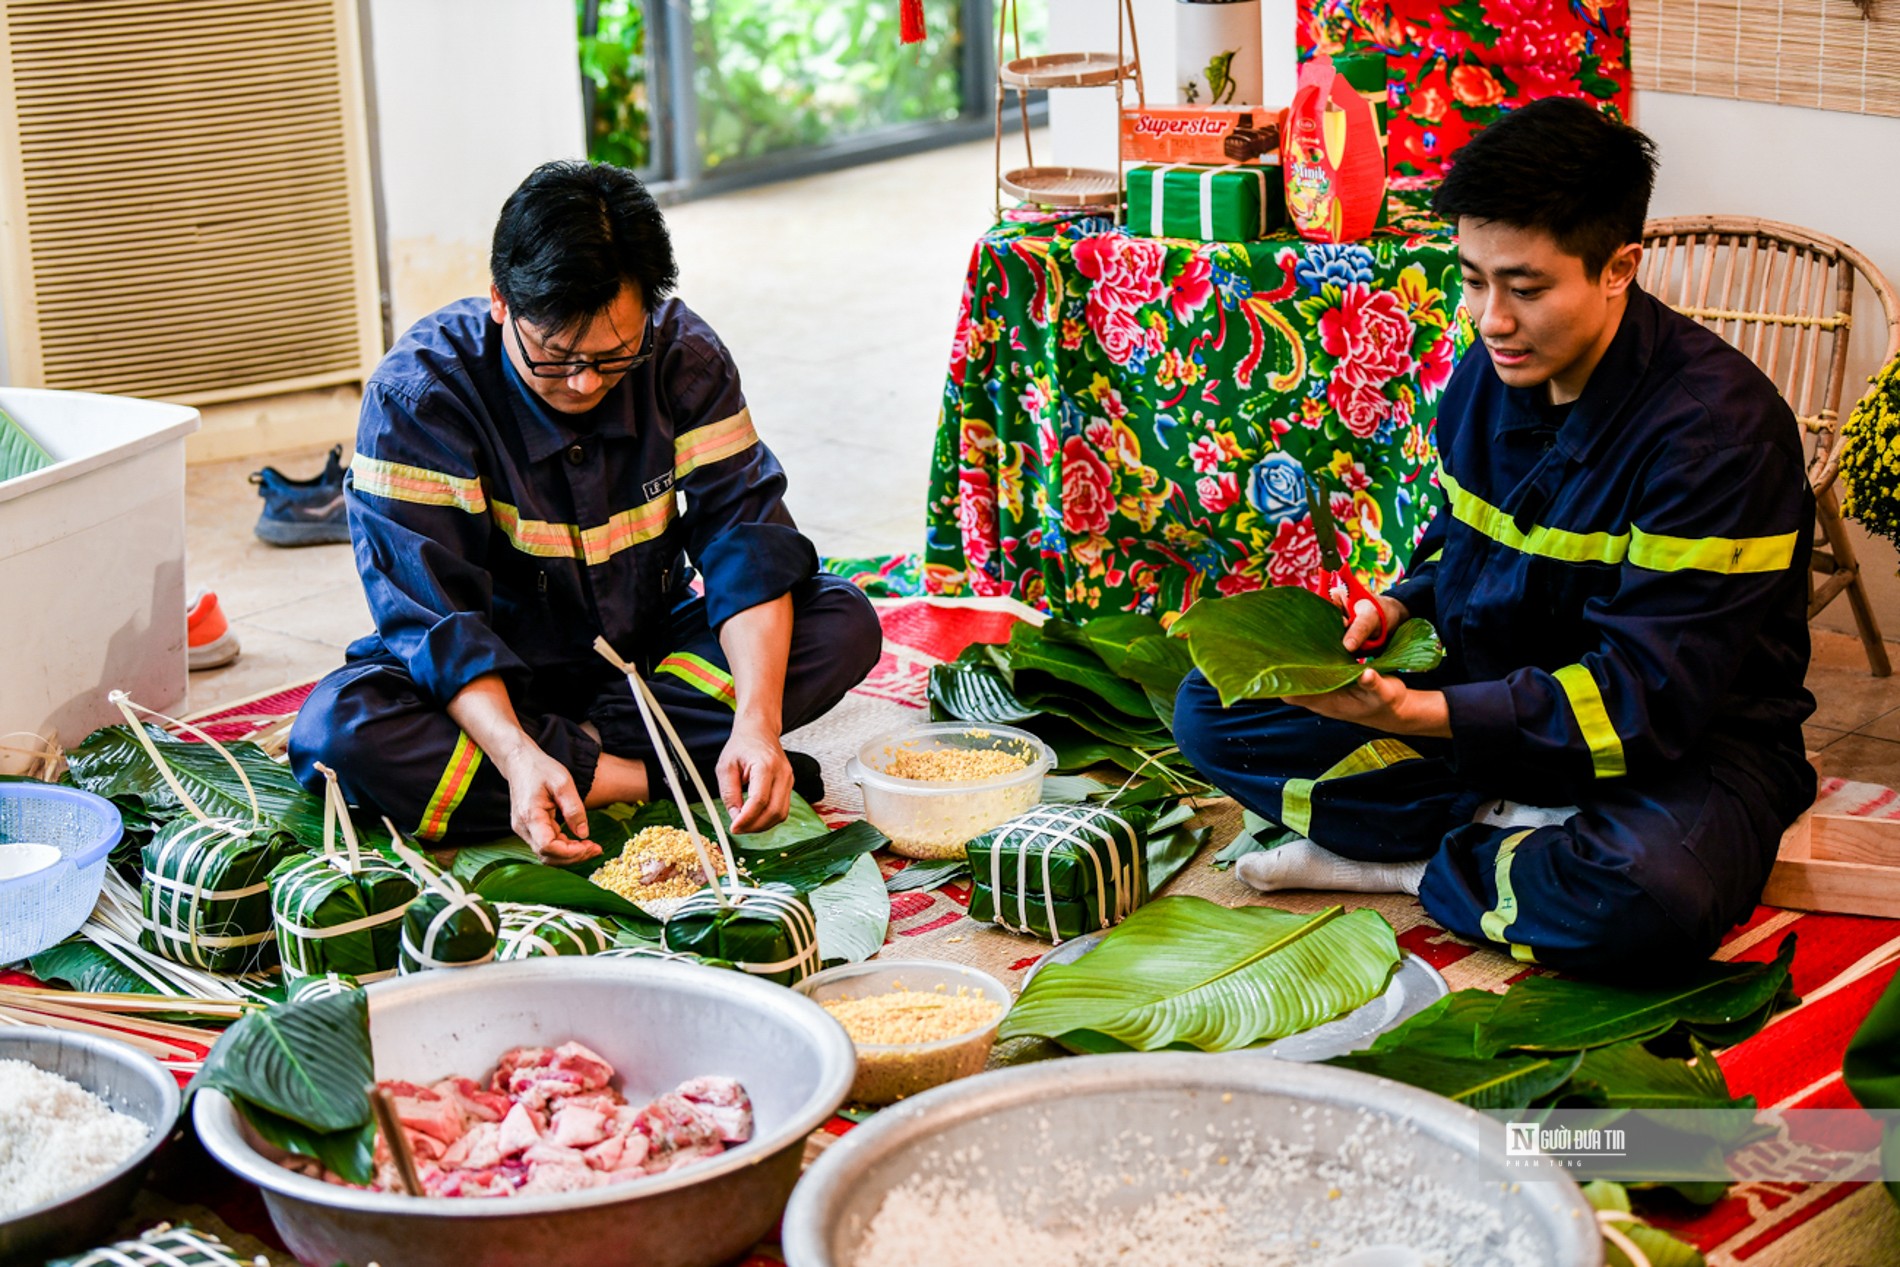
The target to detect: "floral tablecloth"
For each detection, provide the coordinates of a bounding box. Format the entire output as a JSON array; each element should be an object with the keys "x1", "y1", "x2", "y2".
[
  {"x1": 921, "y1": 201, "x2": 1468, "y2": 620},
  {"x1": 1298, "y1": 0, "x2": 1633, "y2": 180}
]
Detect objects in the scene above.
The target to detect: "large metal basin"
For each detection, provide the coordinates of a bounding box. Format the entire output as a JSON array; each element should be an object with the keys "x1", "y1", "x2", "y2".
[
  {"x1": 194, "y1": 958, "x2": 856, "y2": 1267},
  {"x1": 782, "y1": 1053, "x2": 1603, "y2": 1267},
  {"x1": 0, "y1": 1029, "x2": 182, "y2": 1265}
]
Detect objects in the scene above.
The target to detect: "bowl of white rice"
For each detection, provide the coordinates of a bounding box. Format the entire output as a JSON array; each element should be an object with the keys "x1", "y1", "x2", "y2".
[
  {"x1": 781, "y1": 1053, "x2": 1603, "y2": 1267},
  {"x1": 0, "y1": 1029, "x2": 181, "y2": 1263}
]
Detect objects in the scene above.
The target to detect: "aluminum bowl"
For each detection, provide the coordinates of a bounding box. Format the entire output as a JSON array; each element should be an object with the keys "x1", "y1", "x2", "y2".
[
  {"x1": 782, "y1": 1053, "x2": 1603, "y2": 1267},
  {"x1": 0, "y1": 1029, "x2": 182, "y2": 1265},
  {"x1": 194, "y1": 958, "x2": 857, "y2": 1267}
]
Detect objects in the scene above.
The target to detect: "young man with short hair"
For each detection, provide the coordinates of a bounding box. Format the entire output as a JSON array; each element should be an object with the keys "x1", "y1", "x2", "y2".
[
  {"x1": 1174, "y1": 99, "x2": 1817, "y2": 976},
  {"x1": 289, "y1": 161, "x2": 881, "y2": 862}
]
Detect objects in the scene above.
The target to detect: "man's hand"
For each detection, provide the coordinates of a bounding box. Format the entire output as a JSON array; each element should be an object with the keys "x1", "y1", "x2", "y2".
[
  {"x1": 1285, "y1": 667, "x2": 1452, "y2": 738},
  {"x1": 718, "y1": 720, "x2": 794, "y2": 835},
  {"x1": 1342, "y1": 594, "x2": 1408, "y2": 654},
  {"x1": 499, "y1": 745, "x2": 601, "y2": 864}
]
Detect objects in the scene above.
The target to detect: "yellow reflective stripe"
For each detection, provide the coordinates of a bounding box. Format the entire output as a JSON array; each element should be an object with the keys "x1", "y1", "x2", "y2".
[
  {"x1": 1280, "y1": 739, "x2": 1422, "y2": 838},
  {"x1": 1628, "y1": 525, "x2": 1797, "y2": 575},
  {"x1": 673, "y1": 407, "x2": 759, "y2": 479},
  {"x1": 657, "y1": 652, "x2": 737, "y2": 708},
  {"x1": 581, "y1": 498, "x2": 673, "y2": 564},
  {"x1": 1418, "y1": 548, "x2": 1443, "y2": 566},
  {"x1": 1438, "y1": 467, "x2": 1627, "y2": 566},
  {"x1": 417, "y1": 732, "x2": 483, "y2": 841},
  {"x1": 352, "y1": 455, "x2": 487, "y2": 514},
  {"x1": 490, "y1": 501, "x2": 583, "y2": 560},
  {"x1": 1479, "y1": 828, "x2": 1537, "y2": 962},
  {"x1": 490, "y1": 494, "x2": 674, "y2": 566},
  {"x1": 1553, "y1": 663, "x2": 1626, "y2": 779}
]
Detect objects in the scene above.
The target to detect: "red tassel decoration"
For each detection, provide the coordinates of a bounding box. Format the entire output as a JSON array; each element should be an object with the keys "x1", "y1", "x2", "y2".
[{"x1": 900, "y1": 0, "x2": 925, "y2": 44}]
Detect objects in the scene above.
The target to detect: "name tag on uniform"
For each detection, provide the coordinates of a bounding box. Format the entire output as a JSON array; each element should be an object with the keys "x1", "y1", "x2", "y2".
[{"x1": 643, "y1": 472, "x2": 674, "y2": 501}]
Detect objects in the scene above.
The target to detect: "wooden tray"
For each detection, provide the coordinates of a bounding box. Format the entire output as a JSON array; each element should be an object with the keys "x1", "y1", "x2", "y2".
[
  {"x1": 999, "y1": 165, "x2": 1120, "y2": 208},
  {"x1": 1763, "y1": 809, "x2": 1900, "y2": 918},
  {"x1": 1000, "y1": 52, "x2": 1134, "y2": 90}
]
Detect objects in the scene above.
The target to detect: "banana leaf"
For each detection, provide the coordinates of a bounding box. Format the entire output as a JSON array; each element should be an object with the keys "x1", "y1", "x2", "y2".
[
  {"x1": 473, "y1": 861, "x2": 659, "y2": 930},
  {"x1": 447, "y1": 837, "x2": 542, "y2": 886},
  {"x1": 1212, "y1": 808, "x2": 1293, "y2": 869},
  {"x1": 885, "y1": 858, "x2": 969, "y2": 893},
  {"x1": 1003, "y1": 622, "x2": 1157, "y2": 720},
  {"x1": 1171, "y1": 587, "x2": 1446, "y2": 704},
  {"x1": 1562, "y1": 1037, "x2": 1751, "y2": 1110},
  {"x1": 808, "y1": 852, "x2": 889, "y2": 964},
  {"x1": 1585, "y1": 1182, "x2": 1709, "y2": 1267},
  {"x1": 1843, "y1": 968, "x2": 1900, "y2": 1207},
  {"x1": 0, "y1": 403, "x2": 52, "y2": 483},
  {"x1": 1327, "y1": 1049, "x2": 1585, "y2": 1109},
  {"x1": 742, "y1": 820, "x2": 889, "y2": 890},
  {"x1": 928, "y1": 661, "x2": 1040, "y2": 725},
  {"x1": 31, "y1": 940, "x2": 164, "y2": 996},
  {"x1": 999, "y1": 897, "x2": 1400, "y2": 1052},
  {"x1": 193, "y1": 989, "x2": 373, "y2": 1132},
  {"x1": 1363, "y1": 988, "x2": 1504, "y2": 1057},
  {"x1": 692, "y1": 792, "x2": 827, "y2": 854},
  {"x1": 67, "y1": 724, "x2": 350, "y2": 853},
  {"x1": 1474, "y1": 936, "x2": 1796, "y2": 1056}
]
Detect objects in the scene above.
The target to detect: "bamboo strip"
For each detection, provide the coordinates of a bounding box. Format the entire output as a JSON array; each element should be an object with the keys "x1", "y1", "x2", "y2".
[
  {"x1": 1633, "y1": 0, "x2": 1900, "y2": 118},
  {"x1": 0, "y1": 1007, "x2": 190, "y2": 1058}
]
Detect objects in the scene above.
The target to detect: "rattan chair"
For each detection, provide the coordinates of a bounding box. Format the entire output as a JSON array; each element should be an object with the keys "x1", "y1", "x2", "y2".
[{"x1": 1640, "y1": 215, "x2": 1900, "y2": 677}]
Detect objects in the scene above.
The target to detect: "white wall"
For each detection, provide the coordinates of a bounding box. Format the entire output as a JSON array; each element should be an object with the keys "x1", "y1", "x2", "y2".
[
  {"x1": 364, "y1": 0, "x2": 586, "y2": 336},
  {"x1": 1046, "y1": 4, "x2": 1900, "y2": 642}
]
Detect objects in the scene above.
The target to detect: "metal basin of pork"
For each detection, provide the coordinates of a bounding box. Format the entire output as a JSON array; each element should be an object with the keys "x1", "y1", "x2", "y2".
[
  {"x1": 781, "y1": 1053, "x2": 1604, "y2": 1267},
  {"x1": 194, "y1": 958, "x2": 856, "y2": 1267}
]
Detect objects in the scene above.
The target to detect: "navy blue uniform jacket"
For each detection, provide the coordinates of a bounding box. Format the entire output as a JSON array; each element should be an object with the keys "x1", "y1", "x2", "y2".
[
  {"x1": 344, "y1": 296, "x2": 817, "y2": 707},
  {"x1": 1385, "y1": 285, "x2": 1816, "y2": 813}
]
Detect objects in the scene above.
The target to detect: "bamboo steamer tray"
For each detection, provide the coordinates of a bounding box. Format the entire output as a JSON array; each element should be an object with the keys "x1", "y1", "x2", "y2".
[
  {"x1": 999, "y1": 51, "x2": 1133, "y2": 89},
  {"x1": 999, "y1": 165, "x2": 1119, "y2": 208}
]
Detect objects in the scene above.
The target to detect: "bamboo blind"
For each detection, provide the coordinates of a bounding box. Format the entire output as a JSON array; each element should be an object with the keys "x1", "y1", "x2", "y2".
[
  {"x1": 1631, "y1": 1, "x2": 1900, "y2": 117},
  {"x1": 0, "y1": 0, "x2": 383, "y2": 405}
]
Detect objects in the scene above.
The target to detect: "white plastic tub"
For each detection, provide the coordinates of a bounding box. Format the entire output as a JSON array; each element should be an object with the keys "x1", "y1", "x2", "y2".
[
  {"x1": 0, "y1": 388, "x2": 200, "y2": 763},
  {"x1": 845, "y1": 722, "x2": 1053, "y2": 859}
]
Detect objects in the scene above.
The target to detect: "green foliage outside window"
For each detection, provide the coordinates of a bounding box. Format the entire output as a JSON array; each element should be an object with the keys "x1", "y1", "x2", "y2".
[
  {"x1": 579, "y1": 1, "x2": 1049, "y2": 176},
  {"x1": 690, "y1": 0, "x2": 962, "y2": 170},
  {"x1": 580, "y1": 0, "x2": 652, "y2": 169}
]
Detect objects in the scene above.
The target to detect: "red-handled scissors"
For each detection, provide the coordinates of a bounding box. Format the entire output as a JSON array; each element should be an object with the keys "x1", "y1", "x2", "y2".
[{"x1": 1307, "y1": 472, "x2": 1387, "y2": 652}]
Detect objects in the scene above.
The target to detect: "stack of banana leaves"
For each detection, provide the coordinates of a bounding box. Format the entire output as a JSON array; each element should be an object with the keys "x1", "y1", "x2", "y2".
[{"x1": 928, "y1": 615, "x2": 1211, "y2": 793}]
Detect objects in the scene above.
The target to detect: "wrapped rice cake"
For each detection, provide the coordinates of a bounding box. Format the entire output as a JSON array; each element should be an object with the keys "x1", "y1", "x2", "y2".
[
  {"x1": 495, "y1": 903, "x2": 615, "y2": 959},
  {"x1": 399, "y1": 880, "x2": 499, "y2": 974},
  {"x1": 140, "y1": 816, "x2": 299, "y2": 972},
  {"x1": 270, "y1": 850, "x2": 417, "y2": 982},
  {"x1": 966, "y1": 804, "x2": 1148, "y2": 943},
  {"x1": 662, "y1": 883, "x2": 820, "y2": 985}
]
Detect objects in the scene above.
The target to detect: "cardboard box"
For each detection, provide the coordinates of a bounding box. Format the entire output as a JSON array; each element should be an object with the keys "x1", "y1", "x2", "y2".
[{"x1": 1120, "y1": 105, "x2": 1284, "y2": 166}]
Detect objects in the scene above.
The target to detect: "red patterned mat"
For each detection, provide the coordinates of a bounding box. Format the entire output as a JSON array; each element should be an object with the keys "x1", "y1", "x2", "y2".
[{"x1": 176, "y1": 598, "x2": 1900, "y2": 1265}]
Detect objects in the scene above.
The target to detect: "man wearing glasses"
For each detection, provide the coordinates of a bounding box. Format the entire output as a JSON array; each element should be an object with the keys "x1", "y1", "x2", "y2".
[{"x1": 288, "y1": 161, "x2": 882, "y2": 862}]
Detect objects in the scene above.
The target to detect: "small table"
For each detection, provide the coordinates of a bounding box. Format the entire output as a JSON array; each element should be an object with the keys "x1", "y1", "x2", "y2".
[{"x1": 921, "y1": 197, "x2": 1465, "y2": 620}]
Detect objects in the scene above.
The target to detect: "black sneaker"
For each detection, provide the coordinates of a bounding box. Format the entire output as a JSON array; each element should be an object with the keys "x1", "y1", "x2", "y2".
[{"x1": 251, "y1": 446, "x2": 350, "y2": 546}]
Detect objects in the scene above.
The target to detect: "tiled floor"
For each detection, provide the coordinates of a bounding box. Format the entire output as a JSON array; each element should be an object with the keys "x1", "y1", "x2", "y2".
[{"x1": 179, "y1": 136, "x2": 1900, "y2": 793}]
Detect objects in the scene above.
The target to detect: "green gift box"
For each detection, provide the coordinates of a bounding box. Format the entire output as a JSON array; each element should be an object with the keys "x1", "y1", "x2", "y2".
[
  {"x1": 662, "y1": 883, "x2": 820, "y2": 986},
  {"x1": 270, "y1": 850, "x2": 417, "y2": 982},
  {"x1": 1125, "y1": 163, "x2": 1285, "y2": 243},
  {"x1": 141, "y1": 817, "x2": 299, "y2": 973},
  {"x1": 966, "y1": 804, "x2": 1149, "y2": 943}
]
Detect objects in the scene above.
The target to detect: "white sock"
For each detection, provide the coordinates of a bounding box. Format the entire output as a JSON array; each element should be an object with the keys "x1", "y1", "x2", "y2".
[{"x1": 1235, "y1": 837, "x2": 1427, "y2": 896}]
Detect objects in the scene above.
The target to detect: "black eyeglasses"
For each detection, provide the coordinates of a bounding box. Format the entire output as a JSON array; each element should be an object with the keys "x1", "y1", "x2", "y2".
[{"x1": 510, "y1": 311, "x2": 654, "y2": 379}]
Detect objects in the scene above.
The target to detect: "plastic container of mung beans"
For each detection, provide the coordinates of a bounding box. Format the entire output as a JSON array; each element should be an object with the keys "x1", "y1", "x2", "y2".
[
  {"x1": 844, "y1": 722, "x2": 1053, "y2": 859},
  {"x1": 796, "y1": 961, "x2": 1011, "y2": 1105}
]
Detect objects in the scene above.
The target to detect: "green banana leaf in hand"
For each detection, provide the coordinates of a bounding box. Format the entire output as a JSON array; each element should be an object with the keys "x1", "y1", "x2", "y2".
[{"x1": 1171, "y1": 587, "x2": 1445, "y2": 705}]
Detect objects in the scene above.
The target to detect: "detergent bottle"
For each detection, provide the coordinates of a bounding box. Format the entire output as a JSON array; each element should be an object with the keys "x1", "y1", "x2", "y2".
[{"x1": 1282, "y1": 54, "x2": 1386, "y2": 243}]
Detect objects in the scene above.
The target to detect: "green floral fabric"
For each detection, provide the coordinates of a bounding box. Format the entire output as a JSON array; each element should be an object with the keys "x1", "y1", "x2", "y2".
[{"x1": 923, "y1": 201, "x2": 1467, "y2": 621}]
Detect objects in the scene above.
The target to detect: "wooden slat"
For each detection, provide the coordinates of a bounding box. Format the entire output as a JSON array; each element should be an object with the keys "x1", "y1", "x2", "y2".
[
  {"x1": 0, "y1": 0, "x2": 381, "y2": 403},
  {"x1": 1765, "y1": 814, "x2": 1900, "y2": 917}
]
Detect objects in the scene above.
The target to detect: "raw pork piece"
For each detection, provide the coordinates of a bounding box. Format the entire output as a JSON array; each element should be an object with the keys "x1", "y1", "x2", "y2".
[
  {"x1": 633, "y1": 1094, "x2": 727, "y2": 1171},
  {"x1": 674, "y1": 1076, "x2": 753, "y2": 1144},
  {"x1": 549, "y1": 1105, "x2": 610, "y2": 1149},
  {"x1": 496, "y1": 1101, "x2": 544, "y2": 1158},
  {"x1": 433, "y1": 1075, "x2": 510, "y2": 1123}
]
